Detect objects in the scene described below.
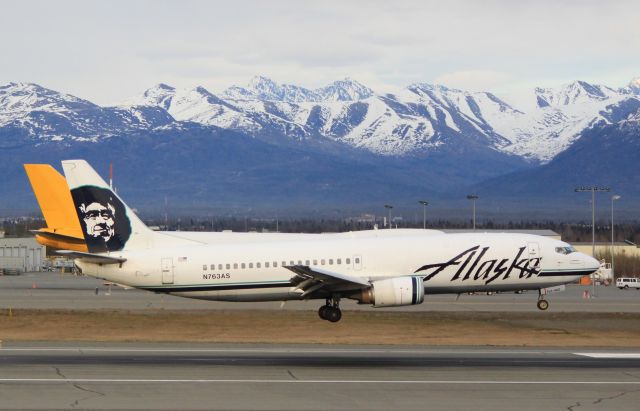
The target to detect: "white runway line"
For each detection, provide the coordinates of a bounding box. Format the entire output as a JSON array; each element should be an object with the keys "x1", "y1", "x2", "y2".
[
  {"x1": 0, "y1": 347, "x2": 558, "y2": 355},
  {"x1": 0, "y1": 379, "x2": 639, "y2": 384},
  {"x1": 574, "y1": 353, "x2": 640, "y2": 359}
]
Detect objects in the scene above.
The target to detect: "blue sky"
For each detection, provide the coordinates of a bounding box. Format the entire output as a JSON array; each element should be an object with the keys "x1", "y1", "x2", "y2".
[{"x1": 2, "y1": 0, "x2": 638, "y2": 105}]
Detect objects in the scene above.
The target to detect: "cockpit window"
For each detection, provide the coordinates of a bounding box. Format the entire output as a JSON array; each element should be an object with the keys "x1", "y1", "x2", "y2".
[{"x1": 555, "y1": 246, "x2": 576, "y2": 255}]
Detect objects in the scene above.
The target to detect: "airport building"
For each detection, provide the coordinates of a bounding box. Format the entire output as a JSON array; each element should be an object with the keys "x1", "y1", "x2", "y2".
[
  {"x1": 0, "y1": 236, "x2": 46, "y2": 274},
  {"x1": 573, "y1": 241, "x2": 640, "y2": 257}
]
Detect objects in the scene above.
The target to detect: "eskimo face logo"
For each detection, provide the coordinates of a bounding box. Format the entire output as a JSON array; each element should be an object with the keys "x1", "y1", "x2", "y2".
[
  {"x1": 72, "y1": 186, "x2": 132, "y2": 253},
  {"x1": 79, "y1": 202, "x2": 116, "y2": 241}
]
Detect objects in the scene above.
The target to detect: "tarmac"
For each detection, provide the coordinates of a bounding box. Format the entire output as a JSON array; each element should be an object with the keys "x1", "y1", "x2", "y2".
[
  {"x1": 0, "y1": 271, "x2": 638, "y2": 312},
  {"x1": 1, "y1": 343, "x2": 640, "y2": 410},
  {"x1": 1, "y1": 272, "x2": 639, "y2": 410}
]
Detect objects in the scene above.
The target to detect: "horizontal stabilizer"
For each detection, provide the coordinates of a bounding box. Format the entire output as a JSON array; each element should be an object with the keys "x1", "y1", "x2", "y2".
[
  {"x1": 56, "y1": 250, "x2": 127, "y2": 265},
  {"x1": 31, "y1": 229, "x2": 88, "y2": 252},
  {"x1": 31, "y1": 229, "x2": 84, "y2": 242}
]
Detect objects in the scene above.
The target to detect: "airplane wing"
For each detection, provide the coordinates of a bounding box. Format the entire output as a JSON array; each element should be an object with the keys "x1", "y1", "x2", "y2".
[
  {"x1": 285, "y1": 265, "x2": 370, "y2": 297},
  {"x1": 56, "y1": 250, "x2": 127, "y2": 265}
]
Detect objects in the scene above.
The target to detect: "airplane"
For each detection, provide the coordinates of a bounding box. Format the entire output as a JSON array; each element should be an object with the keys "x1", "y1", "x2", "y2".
[{"x1": 52, "y1": 160, "x2": 602, "y2": 322}]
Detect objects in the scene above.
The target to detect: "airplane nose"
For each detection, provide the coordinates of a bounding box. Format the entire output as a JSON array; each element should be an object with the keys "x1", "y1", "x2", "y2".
[{"x1": 582, "y1": 254, "x2": 601, "y2": 273}]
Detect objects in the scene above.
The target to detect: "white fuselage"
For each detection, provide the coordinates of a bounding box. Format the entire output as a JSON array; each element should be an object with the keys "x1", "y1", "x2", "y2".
[{"x1": 75, "y1": 230, "x2": 599, "y2": 304}]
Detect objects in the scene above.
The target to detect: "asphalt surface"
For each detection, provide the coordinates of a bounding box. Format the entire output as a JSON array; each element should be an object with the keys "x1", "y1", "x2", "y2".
[
  {"x1": 1, "y1": 343, "x2": 640, "y2": 410},
  {"x1": 1, "y1": 274, "x2": 640, "y2": 410},
  {"x1": 1, "y1": 271, "x2": 638, "y2": 312}
]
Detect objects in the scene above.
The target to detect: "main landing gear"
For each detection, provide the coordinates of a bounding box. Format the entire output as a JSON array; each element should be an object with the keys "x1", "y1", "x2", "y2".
[
  {"x1": 537, "y1": 290, "x2": 549, "y2": 311},
  {"x1": 318, "y1": 297, "x2": 342, "y2": 322}
]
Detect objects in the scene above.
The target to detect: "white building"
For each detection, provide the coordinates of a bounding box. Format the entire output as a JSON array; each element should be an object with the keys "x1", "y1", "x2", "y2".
[{"x1": 0, "y1": 237, "x2": 46, "y2": 273}]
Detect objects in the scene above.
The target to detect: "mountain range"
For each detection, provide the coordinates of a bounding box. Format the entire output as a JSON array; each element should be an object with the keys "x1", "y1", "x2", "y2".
[{"x1": 0, "y1": 76, "x2": 638, "y2": 218}]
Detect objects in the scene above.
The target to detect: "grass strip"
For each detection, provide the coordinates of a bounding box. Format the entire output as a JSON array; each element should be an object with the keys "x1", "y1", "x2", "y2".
[{"x1": 1, "y1": 309, "x2": 639, "y2": 347}]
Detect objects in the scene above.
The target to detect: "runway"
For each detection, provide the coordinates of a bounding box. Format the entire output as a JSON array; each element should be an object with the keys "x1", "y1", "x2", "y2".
[{"x1": 1, "y1": 344, "x2": 640, "y2": 410}]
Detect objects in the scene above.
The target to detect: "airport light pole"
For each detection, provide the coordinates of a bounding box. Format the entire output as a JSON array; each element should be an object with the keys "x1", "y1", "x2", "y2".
[
  {"x1": 575, "y1": 186, "x2": 610, "y2": 297},
  {"x1": 574, "y1": 187, "x2": 610, "y2": 257},
  {"x1": 418, "y1": 200, "x2": 429, "y2": 229},
  {"x1": 466, "y1": 195, "x2": 479, "y2": 231},
  {"x1": 611, "y1": 195, "x2": 621, "y2": 279},
  {"x1": 384, "y1": 204, "x2": 393, "y2": 228}
]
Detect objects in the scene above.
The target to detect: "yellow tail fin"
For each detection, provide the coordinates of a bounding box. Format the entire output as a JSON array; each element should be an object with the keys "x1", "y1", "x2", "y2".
[{"x1": 24, "y1": 164, "x2": 87, "y2": 251}]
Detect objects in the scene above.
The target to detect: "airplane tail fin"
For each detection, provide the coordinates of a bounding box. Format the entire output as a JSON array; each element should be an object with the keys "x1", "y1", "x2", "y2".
[
  {"x1": 24, "y1": 164, "x2": 84, "y2": 237},
  {"x1": 61, "y1": 160, "x2": 154, "y2": 253},
  {"x1": 24, "y1": 164, "x2": 88, "y2": 251}
]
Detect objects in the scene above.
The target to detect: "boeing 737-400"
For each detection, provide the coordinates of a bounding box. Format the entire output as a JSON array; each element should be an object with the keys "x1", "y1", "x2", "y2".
[{"x1": 48, "y1": 160, "x2": 600, "y2": 322}]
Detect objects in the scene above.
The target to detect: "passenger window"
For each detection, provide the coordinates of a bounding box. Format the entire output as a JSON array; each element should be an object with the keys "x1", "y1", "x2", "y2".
[
  {"x1": 355, "y1": 257, "x2": 360, "y2": 264},
  {"x1": 305, "y1": 260, "x2": 310, "y2": 265},
  {"x1": 282, "y1": 261, "x2": 286, "y2": 267},
  {"x1": 257, "y1": 262, "x2": 261, "y2": 268},
  {"x1": 290, "y1": 261, "x2": 294, "y2": 266},
  {"x1": 337, "y1": 258, "x2": 341, "y2": 265},
  {"x1": 241, "y1": 263, "x2": 246, "y2": 269},
  {"x1": 346, "y1": 258, "x2": 351, "y2": 264},
  {"x1": 273, "y1": 261, "x2": 278, "y2": 267},
  {"x1": 226, "y1": 263, "x2": 230, "y2": 269},
  {"x1": 321, "y1": 259, "x2": 325, "y2": 265},
  {"x1": 210, "y1": 264, "x2": 215, "y2": 270},
  {"x1": 202, "y1": 265, "x2": 207, "y2": 271},
  {"x1": 233, "y1": 263, "x2": 238, "y2": 269},
  {"x1": 313, "y1": 259, "x2": 317, "y2": 265},
  {"x1": 265, "y1": 262, "x2": 270, "y2": 268},
  {"x1": 218, "y1": 264, "x2": 223, "y2": 270},
  {"x1": 329, "y1": 259, "x2": 333, "y2": 265},
  {"x1": 298, "y1": 260, "x2": 302, "y2": 265}
]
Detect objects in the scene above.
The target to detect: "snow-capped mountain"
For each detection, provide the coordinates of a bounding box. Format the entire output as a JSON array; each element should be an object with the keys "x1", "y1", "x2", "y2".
[
  {"x1": 0, "y1": 82, "x2": 174, "y2": 142},
  {"x1": 0, "y1": 82, "x2": 95, "y2": 115},
  {"x1": 495, "y1": 81, "x2": 640, "y2": 160},
  {"x1": 315, "y1": 78, "x2": 375, "y2": 102},
  {"x1": 223, "y1": 76, "x2": 320, "y2": 102},
  {"x1": 474, "y1": 102, "x2": 640, "y2": 204},
  {"x1": 126, "y1": 76, "x2": 640, "y2": 161},
  {"x1": 2, "y1": 76, "x2": 639, "y2": 163},
  {"x1": 222, "y1": 76, "x2": 374, "y2": 103},
  {"x1": 128, "y1": 83, "x2": 175, "y2": 110},
  {"x1": 534, "y1": 81, "x2": 619, "y2": 107},
  {"x1": 1, "y1": 77, "x2": 639, "y2": 213}
]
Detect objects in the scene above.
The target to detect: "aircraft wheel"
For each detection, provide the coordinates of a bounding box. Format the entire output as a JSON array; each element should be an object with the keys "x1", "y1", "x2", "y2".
[
  {"x1": 318, "y1": 305, "x2": 329, "y2": 320},
  {"x1": 326, "y1": 307, "x2": 342, "y2": 323},
  {"x1": 537, "y1": 299, "x2": 549, "y2": 311}
]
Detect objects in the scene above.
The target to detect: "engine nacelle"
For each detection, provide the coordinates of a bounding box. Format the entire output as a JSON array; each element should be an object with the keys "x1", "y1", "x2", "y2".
[{"x1": 358, "y1": 276, "x2": 425, "y2": 307}]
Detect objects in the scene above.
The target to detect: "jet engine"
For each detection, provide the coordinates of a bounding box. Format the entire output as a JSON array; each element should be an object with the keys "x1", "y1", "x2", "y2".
[{"x1": 356, "y1": 276, "x2": 424, "y2": 307}]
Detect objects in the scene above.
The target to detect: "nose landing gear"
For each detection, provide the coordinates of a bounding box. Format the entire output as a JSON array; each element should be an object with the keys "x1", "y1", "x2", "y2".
[
  {"x1": 536, "y1": 299, "x2": 549, "y2": 310},
  {"x1": 318, "y1": 297, "x2": 342, "y2": 322},
  {"x1": 537, "y1": 290, "x2": 549, "y2": 310}
]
